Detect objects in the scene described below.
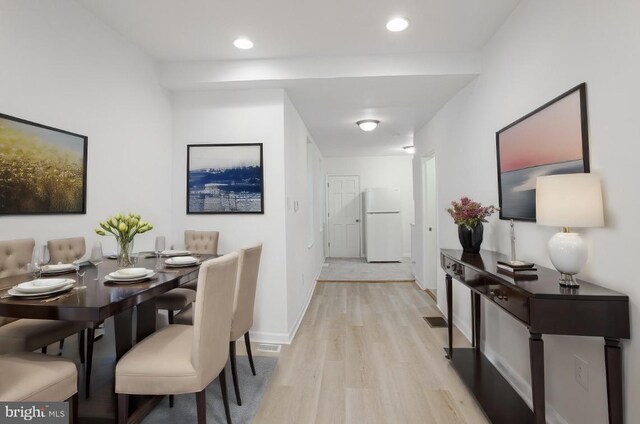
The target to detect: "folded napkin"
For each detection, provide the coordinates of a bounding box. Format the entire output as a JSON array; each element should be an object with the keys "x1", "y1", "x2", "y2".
[{"x1": 42, "y1": 263, "x2": 74, "y2": 272}]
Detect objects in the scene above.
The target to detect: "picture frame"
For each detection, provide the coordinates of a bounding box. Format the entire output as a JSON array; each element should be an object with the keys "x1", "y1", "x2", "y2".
[
  {"x1": 186, "y1": 143, "x2": 264, "y2": 214},
  {"x1": 0, "y1": 113, "x2": 88, "y2": 215},
  {"x1": 495, "y1": 83, "x2": 590, "y2": 221}
]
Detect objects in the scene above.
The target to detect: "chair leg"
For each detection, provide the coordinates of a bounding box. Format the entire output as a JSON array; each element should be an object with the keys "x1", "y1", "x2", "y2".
[
  {"x1": 169, "y1": 394, "x2": 174, "y2": 408},
  {"x1": 219, "y1": 368, "x2": 232, "y2": 424},
  {"x1": 196, "y1": 389, "x2": 206, "y2": 424},
  {"x1": 78, "y1": 330, "x2": 85, "y2": 364},
  {"x1": 168, "y1": 310, "x2": 174, "y2": 325},
  {"x1": 86, "y1": 328, "x2": 95, "y2": 398},
  {"x1": 244, "y1": 332, "x2": 256, "y2": 376},
  {"x1": 41, "y1": 346, "x2": 47, "y2": 354},
  {"x1": 70, "y1": 392, "x2": 78, "y2": 424},
  {"x1": 58, "y1": 339, "x2": 65, "y2": 355},
  {"x1": 118, "y1": 394, "x2": 129, "y2": 424},
  {"x1": 230, "y1": 341, "x2": 242, "y2": 405}
]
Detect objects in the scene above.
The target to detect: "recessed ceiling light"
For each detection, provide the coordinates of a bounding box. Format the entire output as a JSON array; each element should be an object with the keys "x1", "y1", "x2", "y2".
[
  {"x1": 233, "y1": 38, "x2": 254, "y2": 50},
  {"x1": 403, "y1": 145, "x2": 416, "y2": 154},
  {"x1": 386, "y1": 17, "x2": 410, "y2": 32},
  {"x1": 357, "y1": 120, "x2": 380, "y2": 132}
]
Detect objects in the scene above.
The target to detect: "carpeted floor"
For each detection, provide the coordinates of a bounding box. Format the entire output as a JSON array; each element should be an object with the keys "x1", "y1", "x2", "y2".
[
  {"x1": 143, "y1": 356, "x2": 278, "y2": 424},
  {"x1": 318, "y1": 257, "x2": 415, "y2": 282}
]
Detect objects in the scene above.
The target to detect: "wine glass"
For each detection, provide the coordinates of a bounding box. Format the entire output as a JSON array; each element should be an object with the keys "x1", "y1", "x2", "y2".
[
  {"x1": 90, "y1": 242, "x2": 104, "y2": 280},
  {"x1": 155, "y1": 236, "x2": 166, "y2": 270},
  {"x1": 31, "y1": 245, "x2": 44, "y2": 279},
  {"x1": 74, "y1": 260, "x2": 86, "y2": 283}
]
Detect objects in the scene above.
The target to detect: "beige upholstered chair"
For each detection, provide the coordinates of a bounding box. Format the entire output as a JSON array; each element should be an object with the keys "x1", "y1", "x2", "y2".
[
  {"x1": 0, "y1": 352, "x2": 78, "y2": 423},
  {"x1": 47, "y1": 237, "x2": 86, "y2": 264},
  {"x1": 182, "y1": 231, "x2": 219, "y2": 291},
  {"x1": 185, "y1": 230, "x2": 219, "y2": 255},
  {"x1": 116, "y1": 252, "x2": 239, "y2": 424},
  {"x1": 176, "y1": 243, "x2": 262, "y2": 406},
  {"x1": 0, "y1": 239, "x2": 86, "y2": 359},
  {"x1": 155, "y1": 287, "x2": 196, "y2": 324}
]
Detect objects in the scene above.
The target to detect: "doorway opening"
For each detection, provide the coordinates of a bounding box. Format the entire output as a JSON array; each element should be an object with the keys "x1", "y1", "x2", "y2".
[{"x1": 326, "y1": 175, "x2": 361, "y2": 258}]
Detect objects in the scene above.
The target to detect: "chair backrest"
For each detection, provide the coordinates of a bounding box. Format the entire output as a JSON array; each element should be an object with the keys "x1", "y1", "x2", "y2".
[
  {"x1": 184, "y1": 231, "x2": 219, "y2": 255},
  {"x1": 0, "y1": 238, "x2": 35, "y2": 326},
  {"x1": 230, "y1": 243, "x2": 263, "y2": 341},
  {"x1": 47, "y1": 237, "x2": 85, "y2": 264},
  {"x1": 191, "y1": 252, "x2": 238, "y2": 386},
  {"x1": 0, "y1": 238, "x2": 34, "y2": 280}
]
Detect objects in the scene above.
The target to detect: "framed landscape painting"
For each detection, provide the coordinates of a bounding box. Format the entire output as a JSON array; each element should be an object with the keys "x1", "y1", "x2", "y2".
[
  {"x1": 0, "y1": 113, "x2": 87, "y2": 215},
  {"x1": 187, "y1": 143, "x2": 264, "y2": 214},
  {"x1": 496, "y1": 83, "x2": 590, "y2": 221}
]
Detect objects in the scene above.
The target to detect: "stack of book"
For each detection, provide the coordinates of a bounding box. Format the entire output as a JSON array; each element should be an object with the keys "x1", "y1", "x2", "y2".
[{"x1": 496, "y1": 260, "x2": 538, "y2": 279}]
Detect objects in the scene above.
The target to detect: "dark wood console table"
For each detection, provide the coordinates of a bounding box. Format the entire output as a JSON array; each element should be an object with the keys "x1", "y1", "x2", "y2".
[{"x1": 440, "y1": 249, "x2": 629, "y2": 424}]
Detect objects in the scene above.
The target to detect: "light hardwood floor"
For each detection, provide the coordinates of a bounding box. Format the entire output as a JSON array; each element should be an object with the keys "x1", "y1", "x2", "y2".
[{"x1": 252, "y1": 282, "x2": 489, "y2": 424}]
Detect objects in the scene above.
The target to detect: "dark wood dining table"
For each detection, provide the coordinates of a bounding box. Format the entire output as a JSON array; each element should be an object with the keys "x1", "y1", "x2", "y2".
[{"x1": 0, "y1": 254, "x2": 213, "y2": 424}]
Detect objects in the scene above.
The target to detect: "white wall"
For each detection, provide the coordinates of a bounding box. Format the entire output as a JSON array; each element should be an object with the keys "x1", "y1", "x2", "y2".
[
  {"x1": 0, "y1": 0, "x2": 173, "y2": 252},
  {"x1": 283, "y1": 94, "x2": 325, "y2": 334},
  {"x1": 412, "y1": 1, "x2": 640, "y2": 423},
  {"x1": 170, "y1": 89, "x2": 289, "y2": 341},
  {"x1": 324, "y1": 156, "x2": 414, "y2": 257}
]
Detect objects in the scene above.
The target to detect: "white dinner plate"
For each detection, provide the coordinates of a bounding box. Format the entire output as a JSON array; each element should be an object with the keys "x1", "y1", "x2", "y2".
[
  {"x1": 164, "y1": 257, "x2": 199, "y2": 267},
  {"x1": 9, "y1": 283, "x2": 75, "y2": 298},
  {"x1": 109, "y1": 268, "x2": 149, "y2": 279},
  {"x1": 161, "y1": 250, "x2": 191, "y2": 257},
  {"x1": 104, "y1": 271, "x2": 156, "y2": 283},
  {"x1": 16, "y1": 278, "x2": 75, "y2": 294}
]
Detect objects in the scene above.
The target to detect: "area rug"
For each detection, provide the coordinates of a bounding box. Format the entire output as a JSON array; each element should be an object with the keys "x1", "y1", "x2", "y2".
[
  {"x1": 318, "y1": 257, "x2": 415, "y2": 282},
  {"x1": 143, "y1": 356, "x2": 278, "y2": 423}
]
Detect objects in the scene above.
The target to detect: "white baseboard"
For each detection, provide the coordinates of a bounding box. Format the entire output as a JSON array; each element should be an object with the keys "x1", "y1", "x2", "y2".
[
  {"x1": 250, "y1": 258, "x2": 325, "y2": 346},
  {"x1": 414, "y1": 276, "x2": 426, "y2": 290},
  {"x1": 445, "y1": 302, "x2": 568, "y2": 424}
]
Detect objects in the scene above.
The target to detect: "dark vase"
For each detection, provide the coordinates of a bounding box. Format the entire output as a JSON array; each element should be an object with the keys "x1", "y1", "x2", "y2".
[{"x1": 458, "y1": 223, "x2": 484, "y2": 254}]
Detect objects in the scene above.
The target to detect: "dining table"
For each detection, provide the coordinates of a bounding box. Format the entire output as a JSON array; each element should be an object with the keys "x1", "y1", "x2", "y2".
[{"x1": 0, "y1": 253, "x2": 215, "y2": 424}]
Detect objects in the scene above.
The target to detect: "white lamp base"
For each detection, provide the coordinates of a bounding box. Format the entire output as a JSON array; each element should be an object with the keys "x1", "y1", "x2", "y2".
[{"x1": 547, "y1": 231, "x2": 587, "y2": 287}]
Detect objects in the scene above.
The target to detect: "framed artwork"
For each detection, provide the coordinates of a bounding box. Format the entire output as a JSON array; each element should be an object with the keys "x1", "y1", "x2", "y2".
[
  {"x1": 187, "y1": 143, "x2": 264, "y2": 214},
  {"x1": 0, "y1": 113, "x2": 87, "y2": 215},
  {"x1": 496, "y1": 83, "x2": 590, "y2": 221}
]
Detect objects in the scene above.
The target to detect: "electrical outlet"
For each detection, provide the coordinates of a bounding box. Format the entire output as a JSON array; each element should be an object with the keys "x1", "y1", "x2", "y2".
[{"x1": 574, "y1": 355, "x2": 589, "y2": 391}]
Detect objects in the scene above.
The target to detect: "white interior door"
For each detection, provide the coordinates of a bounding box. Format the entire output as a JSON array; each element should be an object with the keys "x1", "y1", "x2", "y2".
[
  {"x1": 327, "y1": 175, "x2": 361, "y2": 257},
  {"x1": 423, "y1": 156, "x2": 438, "y2": 289}
]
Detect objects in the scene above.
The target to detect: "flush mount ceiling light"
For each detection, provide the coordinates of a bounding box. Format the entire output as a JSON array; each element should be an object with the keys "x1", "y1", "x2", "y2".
[
  {"x1": 403, "y1": 145, "x2": 416, "y2": 154},
  {"x1": 356, "y1": 120, "x2": 380, "y2": 132},
  {"x1": 386, "y1": 17, "x2": 410, "y2": 32},
  {"x1": 233, "y1": 38, "x2": 254, "y2": 49}
]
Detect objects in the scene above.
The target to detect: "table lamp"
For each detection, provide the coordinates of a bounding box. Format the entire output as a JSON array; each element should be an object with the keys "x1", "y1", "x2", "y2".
[{"x1": 536, "y1": 173, "x2": 604, "y2": 287}]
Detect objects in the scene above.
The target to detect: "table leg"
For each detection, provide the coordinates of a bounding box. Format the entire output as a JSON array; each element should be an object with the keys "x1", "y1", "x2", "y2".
[
  {"x1": 605, "y1": 338, "x2": 623, "y2": 424},
  {"x1": 446, "y1": 274, "x2": 453, "y2": 359},
  {"x1": 473, "y1": 292, "x2": 481, "y2": 352},
  {"x1": 470, "y1": 291, "x2": 476, "y2": 348},
  {"x1": 529, "y1": 332, "x2": 546, "y2": 424},
  {"x1": 136, "y1": 299, "x2": 157, "y2": 343},
  {"x1": 114, "y1": 309, "x2": 133, "y2": 361}
]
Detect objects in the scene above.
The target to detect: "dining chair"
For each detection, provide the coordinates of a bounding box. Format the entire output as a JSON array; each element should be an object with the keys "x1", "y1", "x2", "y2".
[
  {"x1": 47, "y1": 237, "x2": 86, "y2": 264},
  {"x1": 181, "y1": 230, "x2": 220, "y2": 291},
  {"x1": 176, "y1": 243, "x2": 262, "y2": 406},
  {"x1": 0, "y1": 352, "x2": 78, "y2": 424},
  {"x1": 116, "y1": 252, "x2": 239, "y2": 424},
  {"x1": 0, "y1": 238, "x2": 86, "y2": 361}
]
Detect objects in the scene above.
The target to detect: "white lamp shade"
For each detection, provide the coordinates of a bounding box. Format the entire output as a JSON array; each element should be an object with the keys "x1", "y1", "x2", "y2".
[{"x1": 536, "y1": 173, "x2": 604, "y2": 227}]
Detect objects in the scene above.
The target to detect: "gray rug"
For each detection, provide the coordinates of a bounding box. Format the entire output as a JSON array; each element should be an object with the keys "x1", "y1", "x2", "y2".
[
  {"x1": 318, "y1": 257, "x2": 415, "y2": 282},
  {"x1": 143, "y1": 356, "x2": 277, "y2": 424}
]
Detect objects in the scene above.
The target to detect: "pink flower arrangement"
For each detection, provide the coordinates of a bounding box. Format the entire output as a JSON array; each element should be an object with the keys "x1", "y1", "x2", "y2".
[{"x1": 447, "y1": 197, "x2": 498, "y2": 229}]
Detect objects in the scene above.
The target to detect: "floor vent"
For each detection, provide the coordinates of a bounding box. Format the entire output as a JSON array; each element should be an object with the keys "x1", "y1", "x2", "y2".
[
  {"x1": 423, "y1": 316, "x2": 448, "y2": 328},
  {"x1": 256, "y1": 343, "x2": 282, "y2": 353}
]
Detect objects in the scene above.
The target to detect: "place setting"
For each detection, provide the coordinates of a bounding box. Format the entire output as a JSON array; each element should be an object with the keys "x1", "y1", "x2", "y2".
[
  {"x1": 163, "y1": 255, "x2": 200, "y2": 268},
  {"x1": 104, "y1": 267, "x2": 157, "y2": 285},
  {"x1": 1, "y1": 278, "x2": 77, "y2": 300}
]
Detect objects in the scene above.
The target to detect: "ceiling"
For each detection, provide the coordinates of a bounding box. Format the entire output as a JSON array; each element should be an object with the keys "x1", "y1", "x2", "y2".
[{"x1": 79, "y1": 0, "x2": 521, "y2": 156}]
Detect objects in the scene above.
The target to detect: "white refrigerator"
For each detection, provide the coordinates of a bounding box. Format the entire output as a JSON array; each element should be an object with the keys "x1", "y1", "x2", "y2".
[{"x1": 364, "y1": 187, "x2": 402, "y2": 262}]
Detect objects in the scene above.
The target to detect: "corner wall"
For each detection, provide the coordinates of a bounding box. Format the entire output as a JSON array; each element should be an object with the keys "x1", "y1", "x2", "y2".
[{"x1": 412, "y1": 1, "x2": 640, "y2": 423}]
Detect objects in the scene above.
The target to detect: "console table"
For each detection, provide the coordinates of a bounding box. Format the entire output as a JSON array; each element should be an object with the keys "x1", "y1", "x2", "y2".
[{"x1": 440, "y1": 249, "x2": 629, "y2": 424}]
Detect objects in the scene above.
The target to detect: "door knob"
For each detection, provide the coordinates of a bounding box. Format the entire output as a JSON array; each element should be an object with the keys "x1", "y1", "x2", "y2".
[
  {"x1": 428, "y1": 227, "x2": 433, "y2": 231},
  {"x1": 356, "y1": 219, "x2": 360, "y2": 223}
]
